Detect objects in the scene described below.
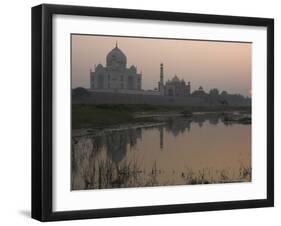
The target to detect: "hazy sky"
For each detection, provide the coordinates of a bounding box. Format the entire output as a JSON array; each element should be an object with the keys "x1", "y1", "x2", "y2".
[{"x1": 71, "y1": 34, "x2": 251, "y2": 96}]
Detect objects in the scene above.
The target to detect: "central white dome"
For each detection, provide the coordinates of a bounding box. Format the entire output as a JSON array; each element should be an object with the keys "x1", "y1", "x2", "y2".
[{"x1": 106, "y1": 44, "x2": 127, "y2": 68}]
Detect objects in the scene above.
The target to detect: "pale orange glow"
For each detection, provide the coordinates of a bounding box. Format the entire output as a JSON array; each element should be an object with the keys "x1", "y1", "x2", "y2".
[{"x1": 72, "y1": 35, "x2": 252, "y2": 97}]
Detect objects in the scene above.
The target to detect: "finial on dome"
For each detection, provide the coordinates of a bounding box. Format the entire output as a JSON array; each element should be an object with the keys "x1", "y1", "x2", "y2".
[{"x1": 115, "y1": 41, "x2": 118, "y2": 48}]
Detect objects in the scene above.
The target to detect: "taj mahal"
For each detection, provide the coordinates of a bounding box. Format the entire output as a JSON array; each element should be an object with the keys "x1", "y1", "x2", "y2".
[{"x1": 90, "y1": 43, "x2": 193, "y2": 97}]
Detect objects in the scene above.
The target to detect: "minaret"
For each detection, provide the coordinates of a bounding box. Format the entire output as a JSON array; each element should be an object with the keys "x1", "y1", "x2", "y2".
[
  {"x1": 160, "y1": 63, "x2": 164, "y2": 84},
  {"x1": 158, "y1": 63, "x2": 165, "y2": 96}
]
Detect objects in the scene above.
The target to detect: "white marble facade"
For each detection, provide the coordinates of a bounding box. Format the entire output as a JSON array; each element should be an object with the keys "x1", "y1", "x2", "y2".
[
  {"x1": 90, "y1": 43, "x2": 191, "y2": 97},
  {"x1": 90, "y1": 43, "x2": 141, "y2": 91}
]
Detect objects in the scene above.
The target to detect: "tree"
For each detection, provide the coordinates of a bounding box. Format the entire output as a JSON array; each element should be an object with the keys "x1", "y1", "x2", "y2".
[
  {"x1": 72, "y1": 87, "x2": 90, "y2": 98},
  {"x1": 209, "y1": 88, "x2": 219, "y2": 96},
  {"x1": 220, "y1": 90, "x2": 228, "y2": 96}
]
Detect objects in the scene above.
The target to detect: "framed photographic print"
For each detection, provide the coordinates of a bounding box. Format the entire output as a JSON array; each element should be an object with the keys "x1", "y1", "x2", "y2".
[{"x1": 32, "y1": 4, "x2": 274, "y2": 221}]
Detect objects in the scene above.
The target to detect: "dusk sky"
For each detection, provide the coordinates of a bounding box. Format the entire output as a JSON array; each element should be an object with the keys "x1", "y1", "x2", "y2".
[{"x1": 71, "y1": 34, "x2": 252, "y2": 97}]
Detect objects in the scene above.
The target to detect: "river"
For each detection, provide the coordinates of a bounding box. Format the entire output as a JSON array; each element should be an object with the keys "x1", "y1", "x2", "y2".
[{"x1": 71, "y1": 113, "x2": 251, "y2": 190}]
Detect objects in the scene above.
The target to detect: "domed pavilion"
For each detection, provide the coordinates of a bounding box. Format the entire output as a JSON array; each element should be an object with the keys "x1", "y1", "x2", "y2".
[{"x1": 90, "y1": 42, "x2": 142, "y2": 91}]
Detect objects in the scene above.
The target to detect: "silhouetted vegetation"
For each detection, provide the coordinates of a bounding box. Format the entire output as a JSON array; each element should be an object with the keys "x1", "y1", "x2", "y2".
[
  {"x1": 72, "y1": 151, "x2": 251, "y2": 190},
  {"x1": 222, "y1": 113, "x2": 251, "y2": 125},
  {"x1": 72, "y1": 104, "x2": 251, "y2": 128},
  {"x1": 72, "y1": 87, "x2": 90, "y2": 98}
]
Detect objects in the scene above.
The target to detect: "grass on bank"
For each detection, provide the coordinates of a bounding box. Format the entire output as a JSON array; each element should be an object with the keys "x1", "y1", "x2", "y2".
[
  {"x1": 72, "y1": 104, "x2": 251, "y2": 129},
  {"x1": 72, "y1": 104, "x2": 159, "y2": 129}
]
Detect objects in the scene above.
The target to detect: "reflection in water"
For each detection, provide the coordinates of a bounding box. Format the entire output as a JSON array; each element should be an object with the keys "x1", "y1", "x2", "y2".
[
  {"x1": 159, "y1": 127, "x2": 164, "y2": 149},
  {"x1": 71, "y1": 113, "x2": 251, "y2": 190}
]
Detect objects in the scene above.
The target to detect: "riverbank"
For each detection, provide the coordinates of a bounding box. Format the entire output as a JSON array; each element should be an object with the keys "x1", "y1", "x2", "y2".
[{"x1": 72, "y1": 103, "x2": 251, "y2": 129}]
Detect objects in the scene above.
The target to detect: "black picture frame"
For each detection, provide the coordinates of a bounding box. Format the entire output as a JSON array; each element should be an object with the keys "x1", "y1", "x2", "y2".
[{"x1": 32, "y1": 3, "x2": 274, "y2": 222}]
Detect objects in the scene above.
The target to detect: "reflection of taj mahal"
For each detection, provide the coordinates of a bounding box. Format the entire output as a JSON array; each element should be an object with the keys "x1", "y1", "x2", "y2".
[{"x1": 90, "y1": 43, "x2": 191, "y2": 97}]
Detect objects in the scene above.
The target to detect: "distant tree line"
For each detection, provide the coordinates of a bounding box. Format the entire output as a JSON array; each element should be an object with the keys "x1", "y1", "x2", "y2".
[
  {"x1": 196, "y1": 88, "x2": 251, "y2": 106},
  {"x1": 72, "y1": 87, "x2": 251, "y2": 106}
]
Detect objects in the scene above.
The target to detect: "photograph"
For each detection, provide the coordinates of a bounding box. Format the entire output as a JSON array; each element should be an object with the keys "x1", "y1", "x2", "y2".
[
  {"x1": 71, "y1": 34, "x2": 252, "y2": 190},
  {"x1": 30, "y1": 3, "x2": 274, "y2": 221}
]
